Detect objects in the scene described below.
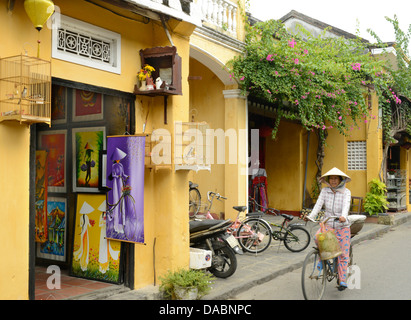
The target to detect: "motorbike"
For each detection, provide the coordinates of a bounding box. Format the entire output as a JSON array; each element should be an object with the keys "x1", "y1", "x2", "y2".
[{"x1": 189, "y1": 219, "x2": 240, "y2": 278}]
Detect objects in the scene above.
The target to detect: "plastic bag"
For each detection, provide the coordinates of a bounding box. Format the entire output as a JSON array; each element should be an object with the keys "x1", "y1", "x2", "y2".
[{"x1": 317, "y1": 223, "x2": 342, "y2": 260}]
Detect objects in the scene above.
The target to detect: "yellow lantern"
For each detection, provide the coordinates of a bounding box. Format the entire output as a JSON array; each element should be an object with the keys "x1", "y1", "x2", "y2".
[{"x1": 24, "y1": 0, "x2": 55, "y2": 31}]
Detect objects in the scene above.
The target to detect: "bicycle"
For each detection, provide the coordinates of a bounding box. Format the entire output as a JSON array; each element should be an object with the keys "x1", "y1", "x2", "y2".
[
  {"x1": 301, "y1": 215, "x2": 365, "y2": 300},
  {"x1": 229, "y1": 205, "x2": 272, "y2": 254},
  {"x1": 189, "y1": 181, "x2": 201, "y2": 216},
  {"x1": 196, "y1": 192, "x2": 272, "y2": 253},
  {"x1": 249, "y1": 197, "x2": 311, "y2": 252}
]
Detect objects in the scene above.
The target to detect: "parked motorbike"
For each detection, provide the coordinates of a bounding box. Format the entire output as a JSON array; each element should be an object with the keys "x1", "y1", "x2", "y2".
[{"x1": 189, "y1": 219, "x2": 240, "y2": 278}]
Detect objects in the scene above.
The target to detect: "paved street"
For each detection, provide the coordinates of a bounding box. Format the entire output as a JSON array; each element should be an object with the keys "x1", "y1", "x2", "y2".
[{"x1": 231, "y1": 220, "x2": 411, "y2": 300}]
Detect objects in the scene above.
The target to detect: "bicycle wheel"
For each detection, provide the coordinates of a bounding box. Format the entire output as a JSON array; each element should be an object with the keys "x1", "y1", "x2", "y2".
[
  {"x1": 237, "y1": 218, "x2": 272, "y2": 254},
  {"x1": 301, "y1": 249, "x2": 326, "y2": 300},
  {"x1": 189, "y1": 187, "x2": 201, "y2": 216},
  {"x1": 283, "y1": 225, "x2": 311, "y2": 252}
]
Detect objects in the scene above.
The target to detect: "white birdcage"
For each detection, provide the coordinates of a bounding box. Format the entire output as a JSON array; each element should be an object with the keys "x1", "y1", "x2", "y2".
[
  {"x1": 0, "y1": 55, "x2": 51, "y2": 125},
  {"x1": 174, "y1": 121, "x2": 211, "y2": 172}
]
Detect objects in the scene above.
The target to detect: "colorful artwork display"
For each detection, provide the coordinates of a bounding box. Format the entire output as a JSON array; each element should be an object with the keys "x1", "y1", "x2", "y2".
[
  {"x1": 38, "y1": 130, "x2": 67, "y2": 193},
  {"x1": 72, "y1": 194, "x2": 121, "y2": 283},
  {"x1": 73, "y1": 127, "x2": 106, "y2": 192},
  {"x1": 106, "y1": 135, "x2": 145, "y2": 243},
  {"x1": 35, "y1": 150, "x2": 48, "y2": 243},
  {"x1": 37, "y1": 197, "x2": 67, "y2": 261},
  {"x1": 73, "y1": 89, "x2": 104, "y2": 121},
  {"x1": 51, "y1": 84, "x2": 67, "y2": 124}
]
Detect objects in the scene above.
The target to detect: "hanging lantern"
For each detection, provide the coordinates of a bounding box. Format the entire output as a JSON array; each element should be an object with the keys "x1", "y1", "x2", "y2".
[{"x1": 24, "y1": 0, "x2": 55, "y2": 31}]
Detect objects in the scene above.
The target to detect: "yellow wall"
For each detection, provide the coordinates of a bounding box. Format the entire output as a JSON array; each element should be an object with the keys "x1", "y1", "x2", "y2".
[
  {"x1": 265, "y1": 120, "x2": 303, "y2": 211},
  {"x1": 188, "y1": 58, "x2": 226, "y2": 215},
  {"x1": 264, "y1": 91, "x2": 385, "y2": 212},
  {"x1": 0, "y1": 122, "x2": 30, "y2": 299},
  {"x1": 0, "y1": 2, "x2": 33, "y2": 300}
]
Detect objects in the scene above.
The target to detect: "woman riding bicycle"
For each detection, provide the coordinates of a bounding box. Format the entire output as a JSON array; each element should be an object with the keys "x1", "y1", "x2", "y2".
[{"x1": 305, "y1": 167, "x2": 351, "y2": 291}]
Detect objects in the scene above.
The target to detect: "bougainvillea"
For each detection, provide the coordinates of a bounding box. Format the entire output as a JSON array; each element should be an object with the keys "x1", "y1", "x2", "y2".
[{"x1": 227, "y1": 19, "x2": 390, "y2": 139}]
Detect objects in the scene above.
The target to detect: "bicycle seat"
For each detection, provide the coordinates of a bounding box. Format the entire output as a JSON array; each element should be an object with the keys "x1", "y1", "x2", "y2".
[
  {"x1": 233, "y1": 206, "x2": 247, "y2": 212},
  {"x1": 281, "y1": 213, "x2": 294, "y2": 221},
  {"x1": 189, "y1": 181, "x2": 198, "y2": 188}
]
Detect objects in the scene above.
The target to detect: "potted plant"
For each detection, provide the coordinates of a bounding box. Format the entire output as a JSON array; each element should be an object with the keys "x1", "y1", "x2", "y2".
[
  {"x1": 159, "y1": 268, "x2": 215, "y2": 300},
  {"x1": 363, "y1": 178, "x2": 389, "y2": 216}
]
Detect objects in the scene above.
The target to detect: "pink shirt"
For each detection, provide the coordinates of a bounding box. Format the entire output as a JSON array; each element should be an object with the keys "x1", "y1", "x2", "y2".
[{"x1": 308, "y1": 187, "x2": 351, "y2": 229}]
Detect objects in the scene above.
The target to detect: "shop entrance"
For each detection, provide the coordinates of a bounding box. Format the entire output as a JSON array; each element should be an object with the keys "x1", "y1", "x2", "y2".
[
  {"x1": 386, "y1": 145, "x2": 408, "y2": 211},
  {"x1": 29, "y1": 79, "x2": 136, "y2": 299}
]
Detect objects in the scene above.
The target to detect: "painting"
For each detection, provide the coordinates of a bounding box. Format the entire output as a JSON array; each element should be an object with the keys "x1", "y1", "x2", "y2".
[
  {"x1": 35, "y1": 150, "x2": 48, "y2": 243},
  {"x1": 51, "y1": 84, "x2": 67, "y2": 124},
  {"x1": 38, "y1": 130, "x2": 67, "y2": 193},
  {"x1": 99, "y1": 150, "x2": 108, "y2": 191},
  {"x1": 73, "y1": 89, "x2": 104, "y2": 122},
  {"x1": 106, "y1": 135, "x2": 145, "y2": 244},
  {"x1": 72, "y1": 127, "x2": 106, "y2": 193},
  {"x1": 36, "y1": 197, "x2": 67, "y2": 262},
  {"x1": 71, "y1": 194, "x2": 122, "y2": 283}
]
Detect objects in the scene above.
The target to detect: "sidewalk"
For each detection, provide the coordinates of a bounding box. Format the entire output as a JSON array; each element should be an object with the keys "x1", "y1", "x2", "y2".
[{"x1": 71, "y1": 211, "x2": 411, "y2": 300}]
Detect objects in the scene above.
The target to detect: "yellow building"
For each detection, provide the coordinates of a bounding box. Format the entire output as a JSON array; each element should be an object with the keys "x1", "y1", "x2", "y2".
[
  {"x1": 250, "y1": 10, "x2": 410, "y2": 214},
  {"x1": 0, "y1": 0, "x2": 250, "y2": 299},
  {"x1": 1, "y1": 1, "x2": 408, "y2": 301}
]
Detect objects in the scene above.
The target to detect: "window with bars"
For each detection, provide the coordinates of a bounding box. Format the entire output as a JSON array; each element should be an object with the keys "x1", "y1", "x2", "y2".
[
  {"x1": 51, "y1": 15, "x2": 121, "y2": 74},
  {"x1": 347, "y1": 141, "x2": 367, "y2": 170}
]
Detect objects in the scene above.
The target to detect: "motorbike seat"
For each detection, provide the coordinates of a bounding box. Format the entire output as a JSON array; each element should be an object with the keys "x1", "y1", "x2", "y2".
[
  {"x1": 189, "y1": 219, "x2": 231, "y2": 233},
  {"x1": 281, "y1": 213, "x2": 294, "y2": 221},
  {"x1": 233, "y1": 206, "x2": 247, "y2": 212}
]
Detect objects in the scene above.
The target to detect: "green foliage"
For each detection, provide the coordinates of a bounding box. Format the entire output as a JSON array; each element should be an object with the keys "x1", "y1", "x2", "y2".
[
  {"x1": 367, "y1": 15, "x2": 411, "y2": 143},
  {"x1": 363, "y1": 179, "x2": 389, "y2": 216},
  {"x1": 227, "y1": 19, "x2": 390, "y2": 139},
  {"x1": 159, "y1": 268, "x2": 215, "y2": 299}
]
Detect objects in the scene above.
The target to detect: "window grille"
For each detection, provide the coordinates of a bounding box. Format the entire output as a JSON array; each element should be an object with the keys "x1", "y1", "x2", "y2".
[
  {"x1": 347, "y1": 141, "x2": 367, "y2": 170},
  {"x1": 52, "y1": 15, "x2": 121, "y2": 74}
]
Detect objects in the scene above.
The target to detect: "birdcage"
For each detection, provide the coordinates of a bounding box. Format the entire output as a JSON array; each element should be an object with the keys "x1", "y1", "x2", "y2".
[
  {"x1": 0, "y1": 55, "x2": 51, "y2": 125},
  {"x1": 144, "y1": 132, "x2": 172, "y2": 171},
  {"x1": 174, "y1": 121, "x2": 211, "y2": 172}
]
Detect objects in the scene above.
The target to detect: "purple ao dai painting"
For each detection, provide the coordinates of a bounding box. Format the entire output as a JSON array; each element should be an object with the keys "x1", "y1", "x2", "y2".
[{"x1": 106, "y1": 136, "x2": 145, "y2": 243}]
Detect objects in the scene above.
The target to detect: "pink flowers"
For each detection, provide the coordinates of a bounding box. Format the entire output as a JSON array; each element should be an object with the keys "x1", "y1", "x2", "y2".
[
  {"x1": 352, "y1": 63, "x2": 361, "y2": 71},
  {"x1": 294, "y1": 58, "x2": 299, "y2": 64},
  {"x1": 389, "y1": 88, "x2": 402, "y2": 104},
  {"x1": 288, "y1": 39, "x2": 296, "y2": 48},
  {"x1": 266, "y1": 54, "x2": 274, "y2": 61}
]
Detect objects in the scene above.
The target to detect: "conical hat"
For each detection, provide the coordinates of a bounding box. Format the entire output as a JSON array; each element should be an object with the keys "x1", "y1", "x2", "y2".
[
  {"x1": 97, "y1": 200, "x2": 106, "y2": 212},
  {"x1": 110, "y1": 147, "x2": 127, "y2": 161},
  {"x1": 79, "y1": 201, "x2": 94, "y2": 214},
  {"x1": 320, "y1": 167, "x2": 351, "y2": 183}
]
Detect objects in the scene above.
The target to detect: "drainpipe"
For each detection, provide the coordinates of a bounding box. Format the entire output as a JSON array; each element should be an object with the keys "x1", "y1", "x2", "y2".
[
  {"x1": 302, "y1": 131, "x2": 311, "y2": 208},
  {"x1": 160, "y1": 14, "x2": 174, "y2": 47}
]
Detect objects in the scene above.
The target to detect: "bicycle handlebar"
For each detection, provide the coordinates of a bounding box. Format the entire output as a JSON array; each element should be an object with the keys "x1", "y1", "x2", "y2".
[
  {"x1": 207, "y1": 191, "x2": 227, "y2": 201},
  {"x1": 306, "y1": 216, "x2": 340, "y2": 224}
]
